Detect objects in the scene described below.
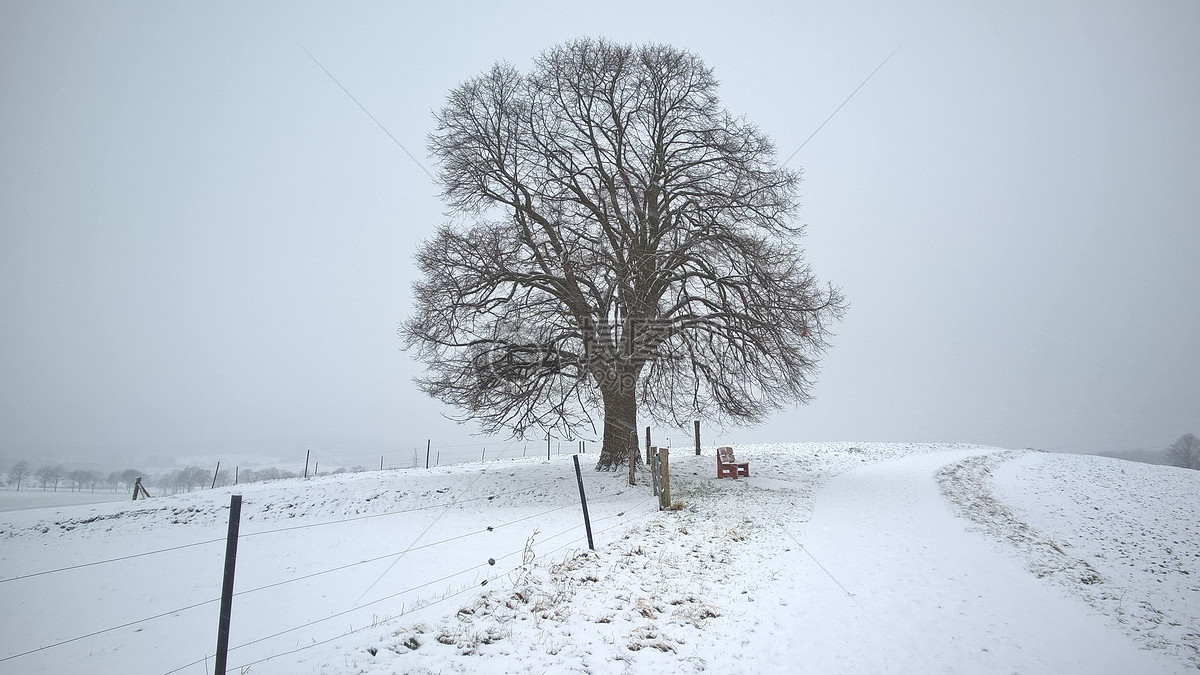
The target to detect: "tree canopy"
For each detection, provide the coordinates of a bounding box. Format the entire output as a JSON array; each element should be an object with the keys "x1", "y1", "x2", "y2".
[
  {"x1": 1167, "y1": 433, "x2": 1200, "y2": 469},
  {"x1": 402, "y1": 38, "x2": 845, "y2": 468}
]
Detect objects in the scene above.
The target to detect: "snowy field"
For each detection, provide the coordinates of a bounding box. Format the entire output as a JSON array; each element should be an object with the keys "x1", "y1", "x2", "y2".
[
  {"x1": 0, "y1": 488, "x2": 131, "y2": 513},
  {"x1": 1, "y1": 443, "x2": 1196, "y2": 674}
]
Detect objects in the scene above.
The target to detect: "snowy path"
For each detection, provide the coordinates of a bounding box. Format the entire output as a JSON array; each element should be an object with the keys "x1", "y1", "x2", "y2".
[{"x1": 707, "y1": 449, "x2": 1185, "y2": 674}]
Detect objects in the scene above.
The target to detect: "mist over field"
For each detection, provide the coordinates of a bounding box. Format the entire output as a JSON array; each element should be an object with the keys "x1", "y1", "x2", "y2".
[{"x1": 2, "y1": 1, "x2": 1197, "y2": 468}]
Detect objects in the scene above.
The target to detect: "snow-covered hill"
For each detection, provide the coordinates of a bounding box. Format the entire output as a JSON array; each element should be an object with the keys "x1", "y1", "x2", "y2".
[{"x1": 1, "y1": 443, "x2": 1195, "y2": 674}]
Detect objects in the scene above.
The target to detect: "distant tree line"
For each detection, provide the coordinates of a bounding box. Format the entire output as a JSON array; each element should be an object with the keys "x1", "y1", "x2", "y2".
[
  {"x1": 3, "y1": 461, "x2": 142, "y2": 493},
  {"x1": 3, "y1": 460, "x2": 374, "y2": 495}
]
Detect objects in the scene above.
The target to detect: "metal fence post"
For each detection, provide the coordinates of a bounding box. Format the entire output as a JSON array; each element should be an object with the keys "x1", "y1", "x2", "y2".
[
  {"x1": 214, "y1": 494, "x2": 242, "y2": 675},
  {"x1": 572, "y1": 455, "x2": 595, "y2": 551}
]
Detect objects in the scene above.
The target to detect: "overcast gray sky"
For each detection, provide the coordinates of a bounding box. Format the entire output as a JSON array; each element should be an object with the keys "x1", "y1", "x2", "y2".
[{"x1": 2, "y1": 0, "x2": 1197, "y2": 468}]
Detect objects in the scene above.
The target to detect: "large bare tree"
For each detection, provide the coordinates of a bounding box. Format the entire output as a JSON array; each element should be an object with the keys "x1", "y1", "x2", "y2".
[{"x1": 402, "y1": 38, "x2": 846, "y2": 469}]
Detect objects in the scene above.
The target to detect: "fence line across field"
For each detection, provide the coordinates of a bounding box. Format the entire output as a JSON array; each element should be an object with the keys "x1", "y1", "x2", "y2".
[
  {"x1": 165, "y1": 486, "x2": 663, "y2": 674},
  {"x1": 2, "y1": 419, "x2": 704, "y2": 499},
  {"x1": 2, "y1": 453, "x2": 665, "y2": 672},
  {"x1": 0, "y1": 477, "x2": 565, "y2": 585},
  {"x1": 215, "y1": 500, "x2": 663, "y2": 675},
  {"x1": 0, "y1": 495, "x2": 594, "y2": 665}
]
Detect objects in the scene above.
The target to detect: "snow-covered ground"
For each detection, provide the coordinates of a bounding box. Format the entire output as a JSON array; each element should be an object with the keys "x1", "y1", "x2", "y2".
[
  {"x1": 939, "y1": 450, "x2": 1200, "y2": 667},
  {"x1": 0, "y1": 443, "x2": 1195, "y2": 674},
  {"x1": 0, "y1": 488, "x2": 131, "y2": 512}
]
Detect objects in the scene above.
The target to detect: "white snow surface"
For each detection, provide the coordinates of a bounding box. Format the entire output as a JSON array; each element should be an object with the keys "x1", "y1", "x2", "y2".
[{"x1": 1, "y1": 443, "x2": 1196, "y2": 674}]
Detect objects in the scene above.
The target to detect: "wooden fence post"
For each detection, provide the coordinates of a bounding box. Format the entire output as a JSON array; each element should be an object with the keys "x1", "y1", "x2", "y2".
[
  {"x1": 628, "y1": 430, "x2": 637, "y2": 486},
  {"x1": 425, "y1": 439, "x2": 431, "y2": 469},
  {"x1": 650, "y1": 447, "x2": 660, "y2": 497},
  {"x1": 211, "y1": 461, "x2": 221, "y2": 490},
  {"x1": 304, "y1": 449, "x2": 310, "y2": 479},
  {"x1": 695, "y1": 420, "x2": 701, "y2": 456},
  {"x1": 659, "y1": 448, "x2": 671, "y2": 510}
]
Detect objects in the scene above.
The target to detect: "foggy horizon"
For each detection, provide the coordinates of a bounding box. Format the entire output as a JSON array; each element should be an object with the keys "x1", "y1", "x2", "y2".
[{"x1": 3, "y1": 1, "x2": 1198, "y2": 471}]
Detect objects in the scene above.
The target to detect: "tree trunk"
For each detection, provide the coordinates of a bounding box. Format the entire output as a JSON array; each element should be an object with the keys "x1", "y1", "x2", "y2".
[{"x1": 595, "y1": 381, "x2": 639, "y2": 471}]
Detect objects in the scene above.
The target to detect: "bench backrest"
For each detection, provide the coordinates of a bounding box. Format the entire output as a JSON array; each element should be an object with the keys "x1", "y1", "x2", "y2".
[{"x1": 717, "y1": 446, "x2": 735, "y2": 463}]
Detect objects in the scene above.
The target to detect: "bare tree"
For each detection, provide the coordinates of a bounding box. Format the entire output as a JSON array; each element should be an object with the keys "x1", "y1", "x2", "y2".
[
  {"x1": 118, "y1": 469, "x2": 143, "y2": 492},
  {"x1": 403, "y1": 38, "x2": 845, "y2": 469},
  {"x1": 8, "y1": 461, "x2": 30, "y2": 491},
  {"x1": 36, "y1": 464, "x2": 66, "y2": 491},
  {"x1": 83, "y1": 470, "x2": 102, "y2": 492},
  {"x1": 1167, "y1": 433, "x2": 1200, "y2": 470}
]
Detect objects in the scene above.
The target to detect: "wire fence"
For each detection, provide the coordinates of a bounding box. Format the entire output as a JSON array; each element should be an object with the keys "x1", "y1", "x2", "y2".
[
  {"x1": 1, "y1": 420, "x2": 712, "y2": 501},
  {"x1": 0, "y1": 452, "x2": 665, "y2": 673}
]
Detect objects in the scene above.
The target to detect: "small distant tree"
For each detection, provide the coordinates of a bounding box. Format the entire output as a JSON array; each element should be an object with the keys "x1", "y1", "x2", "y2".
[
  {"x1": 168, "y1": 469, "x2": 187, "y2": 494},
  {"x1": 1167, "y1": 433, "x2": 1200, "y2": 470},
  {"x1": 67, "y1": 470, "x2": 90, "y2": 492},
  {"x1": 36, "y1": 464, "x2": 66, "y2": 491},
  {"x1": 83, "y1": 470, "x2": 102, "y2": 492},
  {"x1": 188, "y1": 466, "x2": 212, "y2": 491},
  {"x1": 8, "y1": 461, "x2": 30, "y2": 491},
  {"x1": 118, "y1": 469, "x2": 143, "y2": 491}
]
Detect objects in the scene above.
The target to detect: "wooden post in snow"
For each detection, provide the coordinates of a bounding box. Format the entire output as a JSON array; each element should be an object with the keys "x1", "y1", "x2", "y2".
[
  {"x1": 659, "y1": 448, "x2": 671, "y2": 510},
  {"x1": 628, "y1": 430, "x2": 637, "y2": 486},
  {"x1": 650, "y1": 447, "x2": 659, "y2": 496}
]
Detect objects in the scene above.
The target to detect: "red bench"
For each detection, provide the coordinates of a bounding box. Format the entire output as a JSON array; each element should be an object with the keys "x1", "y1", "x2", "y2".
[{"x1": 716, "y1": 446, "x2": 749, "y2": 479}]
